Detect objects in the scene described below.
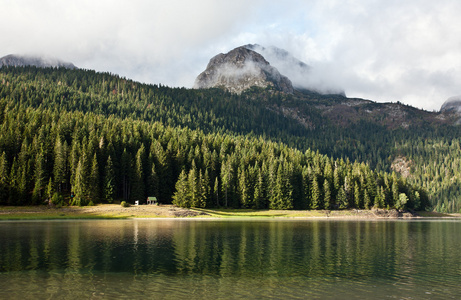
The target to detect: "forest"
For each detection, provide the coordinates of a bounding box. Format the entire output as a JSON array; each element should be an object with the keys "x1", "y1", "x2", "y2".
[{"x1": 0, "y1": 66, "x2": 456, "y2": 211}]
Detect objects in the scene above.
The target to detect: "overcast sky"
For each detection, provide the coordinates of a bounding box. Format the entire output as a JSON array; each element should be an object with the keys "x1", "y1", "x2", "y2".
[{"x1": 2, "y1": 0, "x2": 460, "y2": 111}]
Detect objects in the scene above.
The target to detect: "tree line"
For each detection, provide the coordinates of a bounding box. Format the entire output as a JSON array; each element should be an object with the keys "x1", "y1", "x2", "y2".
[
  {"x1": 0, "y1": 101, "x2": 427, "y2": 210},
  {"x1": 0, "y1": 66, "x2": 449, "y2": 211}
]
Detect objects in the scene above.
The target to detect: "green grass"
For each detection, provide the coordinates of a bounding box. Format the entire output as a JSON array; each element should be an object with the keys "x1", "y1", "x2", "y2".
[
  {"x1": 1, "y1": 205, "x2": 459, "y2": 220},
  {"x1": 192, "y1": 208, "x2": 330, "y2": 218}
]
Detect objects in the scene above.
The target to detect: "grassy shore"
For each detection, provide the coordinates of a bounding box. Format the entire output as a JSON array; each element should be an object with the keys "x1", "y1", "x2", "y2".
[{"x1": 0, "y1": 204, "x2": 459, "y2": 220}]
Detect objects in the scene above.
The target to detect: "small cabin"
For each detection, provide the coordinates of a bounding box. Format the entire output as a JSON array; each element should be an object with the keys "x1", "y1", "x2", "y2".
[{"x1": 147, "y1": 197, "x2": 158, "y2": 205}]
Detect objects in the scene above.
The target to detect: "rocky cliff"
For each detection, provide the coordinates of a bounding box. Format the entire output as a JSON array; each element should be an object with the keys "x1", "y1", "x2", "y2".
[
  {"x1": 194, "y1": 46, "x2": 293, "y2": 94},
  {"x1": 441, "y1": 96, "x2": 461, "y2": 114}
]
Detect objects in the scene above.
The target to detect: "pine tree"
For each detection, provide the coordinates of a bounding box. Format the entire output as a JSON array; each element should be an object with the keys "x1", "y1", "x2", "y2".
[
  {"x1": 131, "y1": 145, "x2": 145, "y2": 202},
  {"x1": 323, "y1": 179, "x2": 331, "y2": 209},
  {"x1": 311, "y1": 175, "x2": 320, "y2": 210},
  {"x1": 147, "y1": 162, "x2": 159, "y2": 199},
  {"x1": 337, "y1": 187, "x2": 348, "y2": 209},
  {"x1": 271, "y1": 164, "x2": 293, "y2": 209},
  {"x1": 104, "y1": 155, "x2": 116, "y2": 203},
  {"x1": 392, "y1": 174, "x2": 399, "y2": 208},
  {"x1": 172, "y1": 170, "x2": 188, "y2": 207},
  {"x1": 238, "y1": 168, "x2": 251, "y2": 208},
  {"x1": 354, "y1": 181, "x2": 362, "y2": 208},
  {"x1": 53, "y1": 136, "x2": 66, "y2": 193},
  {"x1": 254, "y1": 167, "x2": 267, "y2": 209},
  {"x1": 364, "y1": 189, "x2": 371, "y2": 209},
  {"x1": 89, "y1": 153, "x2": 100, "y2": 203},
  {"x1": 214, "y1": 177, "x2": 220, "y2": 207},
  {"x1": 46, "y1": 177, "x2": 54, "y2": 202},
  {"x1": 72, "y1": 159, "x2": 87, "y2": 206},
  {"x1": 0, "y1": 152, "x2": 9, "y2": 204},
  {"x1": 188, "y1": 161, "x2": 199, "y2": 207},
  {"x1": 32, "y1": 146, "x2": 46, "y2": 204}
]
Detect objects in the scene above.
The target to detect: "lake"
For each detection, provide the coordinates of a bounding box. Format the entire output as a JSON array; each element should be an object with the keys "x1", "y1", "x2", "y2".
[{"x1": 0, "y1": 219, "x2": 460, "y2": 299}]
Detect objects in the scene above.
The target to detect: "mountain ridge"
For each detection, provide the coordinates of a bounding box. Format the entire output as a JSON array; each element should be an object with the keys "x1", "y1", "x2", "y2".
[
  {"x1": 0, "y1": 54, "x2": 77, "y2": 69},
  {"x1": 194, "y1": 46, "x2": 294, "y2": 94}
]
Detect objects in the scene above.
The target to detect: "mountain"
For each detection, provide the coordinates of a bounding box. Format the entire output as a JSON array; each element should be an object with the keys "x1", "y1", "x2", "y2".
[
  {"x1": 0, "y1": 66, "x2": 427, "y2": 211},
  {"x1": 441, "y1": 96, "x2": 461, "y2": 114},
  {"x1": 193, "y1": 46, "x2": 293, "y2": 94},
  {"x1": 1, "y1": 66, "x2": 460, "y2": 212},
  {"x1": 0, "y1": 54, "x2": 77, "y2": 69},
  {"x1": 245, "y1": 44, "x2": 345, "y2": 96}
]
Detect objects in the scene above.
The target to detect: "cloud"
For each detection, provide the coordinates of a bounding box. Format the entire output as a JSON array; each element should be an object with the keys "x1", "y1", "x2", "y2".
[{"x1": 2, "y1": 0, "x2": 461, "y2": 110}]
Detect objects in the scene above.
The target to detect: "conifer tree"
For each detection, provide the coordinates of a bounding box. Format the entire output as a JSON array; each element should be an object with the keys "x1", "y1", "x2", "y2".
[
  {"x1": 238, "y1": 168, "x2": 251, "y2": 208},
  {"x1": 147, "y1": 162, "x2": 159, "y2": 200},
  {"x1": 354, "y1": 181, "x2": 362, "y2": 208},
  {"x1": 53, "y1": 136, "x2": 66, "y2": 193},
  {"x1": 323, "y1": 179, "x2": 331, "y2": 209},
  {"x1": 311, "y1": 175, "x2": 320, "y2": 210},
  {"x1": 32, "y1": 146, "x2": 46, "y2": 204},
  {"x1": 89, "y1": 153, "x2": 100, "y2": 203},
  {"x1": 254, "y1": 167, "x2": 267, "y2": 209},
  {"x1": 104, "y1": 155, "x2": 116, "y2": 203},
  {"x1": 0, "y1": 152, "x2": 8, "y2": 204},
  {"x1": 337, "y1": 187, "x2": 348, "y2": 209},
  {"x1": 214, "y1": 177, "x2": 220, "y2": 207},
  {"x1": 72, "y1": 159, "x2": 86, "y2": 206},
  {"x1": 131, "y1": 145, "x2": 145, "y2": 201},
  {"x1": 172, "y1": 169, "x2": 188, "y2": 207}
]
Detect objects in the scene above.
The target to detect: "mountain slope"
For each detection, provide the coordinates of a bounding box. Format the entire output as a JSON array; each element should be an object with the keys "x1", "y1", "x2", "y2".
[{"x1": 0, "y1": 67, "x2": 460, "y2": 212}]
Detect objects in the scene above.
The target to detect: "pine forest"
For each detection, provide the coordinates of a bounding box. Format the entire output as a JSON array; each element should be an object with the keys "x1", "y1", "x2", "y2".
[{"x1": 1, "y1": 67, "x2": 458, "y2": 212}]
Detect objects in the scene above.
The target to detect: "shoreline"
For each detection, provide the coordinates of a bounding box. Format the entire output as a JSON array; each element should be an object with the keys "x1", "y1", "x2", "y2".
[{"x1": 0, "y1": 204, "x2": 459, "y2": 220}]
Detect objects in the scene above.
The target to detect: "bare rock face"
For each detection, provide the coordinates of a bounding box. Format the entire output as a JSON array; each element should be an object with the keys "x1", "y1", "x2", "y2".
[
  {"x1": 441, "y1": 96, "x2": 461, "y2": 114},
  {"x1": 0, "y1": 54, "x2": 77, "y2": 69},
  {"x1": 194, "y1": 46, "x2": 293, "y2": 94}
]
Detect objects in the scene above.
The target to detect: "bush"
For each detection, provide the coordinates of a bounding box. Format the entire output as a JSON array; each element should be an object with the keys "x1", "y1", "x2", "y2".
[
  {"x1": 120, "y1": 201, "x2": 130, "y2": 207},
  {"x1": 50, "y1": 192, "x2": 64, "y2": 207}
]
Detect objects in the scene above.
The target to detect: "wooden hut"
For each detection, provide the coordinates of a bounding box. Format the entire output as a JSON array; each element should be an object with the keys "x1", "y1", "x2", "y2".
[{"x1": 147, "y1": 197, "x2": 158, "y2": 205}]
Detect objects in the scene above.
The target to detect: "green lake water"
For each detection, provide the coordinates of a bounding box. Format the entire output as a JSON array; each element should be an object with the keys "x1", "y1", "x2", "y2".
[{"x1": 0, "y1": 219, "x2": 460, "y2": 299}]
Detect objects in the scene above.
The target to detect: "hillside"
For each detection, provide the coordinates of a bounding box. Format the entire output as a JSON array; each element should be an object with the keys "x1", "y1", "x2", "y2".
[{"x1": 0, "y1": 67, "x2": 459, "y2": 212}]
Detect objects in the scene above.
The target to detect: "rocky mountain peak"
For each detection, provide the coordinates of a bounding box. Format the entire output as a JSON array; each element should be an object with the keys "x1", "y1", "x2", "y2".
[
  {"x1": 193, "y1": 46, "x2": 293, "y2": 94},
  {"x1": 441, "y1": 96, "x2": 461, "y2": 114},
  {"x1": 0, "y1": 54, "x2": 77, "y2": 69}
]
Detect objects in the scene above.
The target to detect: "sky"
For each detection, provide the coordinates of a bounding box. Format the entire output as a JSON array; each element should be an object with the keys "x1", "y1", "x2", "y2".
[{"x1": 2, "y1": 0, "x2": 461, "y2": 111}]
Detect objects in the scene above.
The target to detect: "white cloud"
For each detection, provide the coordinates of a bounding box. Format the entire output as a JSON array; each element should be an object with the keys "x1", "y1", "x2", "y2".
[{"x1": 1, "y1": 0, "x2": 461, "y2": 110}]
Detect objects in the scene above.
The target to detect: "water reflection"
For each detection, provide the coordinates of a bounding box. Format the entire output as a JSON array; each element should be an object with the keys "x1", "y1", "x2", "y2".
[{"x1": 0, "y1": 219, "x2": 461, "y2": 299}]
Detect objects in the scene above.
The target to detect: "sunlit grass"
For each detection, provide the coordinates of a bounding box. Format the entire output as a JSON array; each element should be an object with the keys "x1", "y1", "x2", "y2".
[
  {"x1": 192, "y1": 208, "x2": 331, "y2": 218},
  {"x1": 1, "y1": 205, "x2": 459, "y2": 220}
]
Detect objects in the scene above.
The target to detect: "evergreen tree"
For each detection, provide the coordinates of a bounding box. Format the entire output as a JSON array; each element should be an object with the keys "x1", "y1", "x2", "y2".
[
  {"x1": 89, "y1": 153, "x2": 100, "y2": 203},
  {"x1": 172, "y1": 170, "x2": 188, "y2": 207},
  {"x1": 104, "y1": 155, "x2": 116, "y2": 203},
  {"x1": 0, "y1": 152, "x2": 8, "y2": 204},
  {"x1": 32, "y1": 146, "x2": 46, "y2": 204},
  {"x1": 53, "y1": 136, "x2": 66, "y2": 193},
  {"x1": 354, "y1": 181, "x2": 362, "y2": 208},
  {"x1": 337, "y1": 187, "x2": 348, "y2": 209},
  {"x1": 254, "y1": 167, "x2": 267, "y2": 209},
  {"x1": 147, "y1": 162, "x2": 159, "y2": 199},
  {"x1": 323, "y1": 179, "x2": 331, "y2": 209},
  {"x1": 238, "y1": 168, "x2": 251, "y2": 208},
  {"x1": 311, "y1": 175, "x2": 320, "y2": 210},
  {"x1": 72, "y1": 159, "x2": 87, "y2": 206},
  {"x1": 131, "y1": 145, "x2": 145, "y2": 201},
  {"x1": 214, "y1": 177, "x2": 220, "y2": 207}
]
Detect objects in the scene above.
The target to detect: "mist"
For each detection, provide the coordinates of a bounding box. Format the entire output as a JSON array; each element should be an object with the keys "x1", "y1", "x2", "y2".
[{"x1": 2, "y1": 0, "x2": 461, "y2": 111}]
